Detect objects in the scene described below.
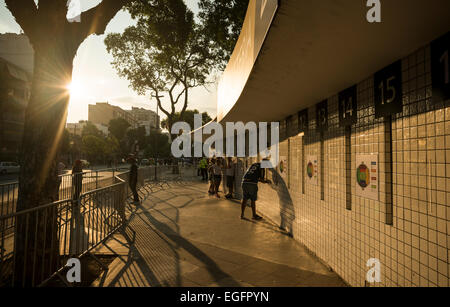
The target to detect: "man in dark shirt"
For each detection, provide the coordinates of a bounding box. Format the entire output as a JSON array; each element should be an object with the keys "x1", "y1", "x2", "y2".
[
  {"x1": 241, "y1": 162, "x2": 266, "y2": 220},
  {"x1": 129, "y1": 157, "x2": 139, "y2": 204}
]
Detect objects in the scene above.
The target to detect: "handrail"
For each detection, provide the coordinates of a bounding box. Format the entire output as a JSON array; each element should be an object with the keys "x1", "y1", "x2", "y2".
[{"x1": 0, "y1": 165, "x2": 197, "y2": 287}]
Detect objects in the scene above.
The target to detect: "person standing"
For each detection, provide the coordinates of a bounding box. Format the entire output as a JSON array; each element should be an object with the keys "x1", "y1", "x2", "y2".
[
  {"x1": 199, "y1": 157, "x2": 208, "y2": 181},
  {"x1": 209, "y1": 158, "x2": 223, "y2": 198},
  {"x1": 241, "y1": 162, "x2": 267, "y2": 220},
  {"x1": 72, "y1": 160, "x2": 83, "y2": 201},
  {"x1": 225, "y1": 157, "x2": 235, "y2": 199},
  {"x1": 207, "y1": 158, "x2": 215, "y2": 194},
  {"x1": 129, "y1": 156, "x2": 140, "y2": 204}
]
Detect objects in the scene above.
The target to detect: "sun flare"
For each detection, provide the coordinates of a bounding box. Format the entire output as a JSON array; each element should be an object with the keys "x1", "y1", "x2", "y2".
[{"x1": 66, "y1": 81, "x2": 82, "y2": 97}]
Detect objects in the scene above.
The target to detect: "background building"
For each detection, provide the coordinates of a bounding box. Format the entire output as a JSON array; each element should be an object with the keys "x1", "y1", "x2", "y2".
[
  {"x1": 89, "y1": 102, "x2": 160, "y2": 136},
  {"x1": 127, "y1": 107, "x2": 160, "y2": 135},
  {"x1": 0, "y1": 33, "x2": 34, "y2": 74},
  {"x1": 88, "y1": 102, "x2": 138, "y2": 129},
  {"x1": 0, "y1": 33, "x2": 34, "y2": 161},
  {"x1": 0, "y1": 57, "x2": 31, "y2": 161}
]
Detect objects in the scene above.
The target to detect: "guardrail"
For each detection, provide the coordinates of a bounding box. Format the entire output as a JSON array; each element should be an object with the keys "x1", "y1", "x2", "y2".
[
  {"x1": 0, "y1": 169, "x2": 124, "y2": 221},
  {"x1": 0, "y1": 183, "x2": 18, "y2": 232},
  {"x1": 0, "y1": 165, "x2": 197, "y2": 287}
]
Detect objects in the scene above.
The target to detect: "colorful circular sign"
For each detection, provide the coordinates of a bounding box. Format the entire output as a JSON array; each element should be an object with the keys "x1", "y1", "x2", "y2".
[
  {"x1": 357, "y1": 163, "x2": 370, "y2": 188},
  {"x1": 307, "y1": 162, "x2": 314, "y2": 178}
]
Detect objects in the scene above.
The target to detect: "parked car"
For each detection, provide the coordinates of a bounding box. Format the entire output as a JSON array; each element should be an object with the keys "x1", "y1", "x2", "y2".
[{"x1": 0, "y1": 162, "x2": 20, "y2": 174}]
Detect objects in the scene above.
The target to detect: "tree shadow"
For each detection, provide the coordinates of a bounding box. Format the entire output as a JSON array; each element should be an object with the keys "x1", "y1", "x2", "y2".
[
  {"x1": 136, "y1": 189, "x2": 241, "y2": 287},
  {"x1": 97, "y1": 225, "x2": 163, "y2": 287},
  {"x1": 98, "y1": 182, "x2": 240, "y2": 287}
]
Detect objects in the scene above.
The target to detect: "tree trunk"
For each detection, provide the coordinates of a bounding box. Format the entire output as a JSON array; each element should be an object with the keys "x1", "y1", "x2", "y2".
[
  {"x1": 3, "y1": 0, "x2": 132, "y2": 287},
  {"x1": 14, "y1": 41, "x2": 76, "y2": 287},
  {"x1": 167, "y1": 117, "x2": 176, "y2": 142}
]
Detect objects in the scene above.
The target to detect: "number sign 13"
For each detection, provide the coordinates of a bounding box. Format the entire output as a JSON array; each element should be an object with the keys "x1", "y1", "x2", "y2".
[
  {"x1": 374, "y1": 60, "x2": 402, "y2": 118},
  {"x1": 339, "y1": 85, "x2": 357, "y2": 126},
  {"x1": 298, "y1": 109, "x2": 308, "y2": 133},
  {"x1": 431, "y1": 31, "x2": 449, "y2": 104},
  {"x1": 316, "y1": 100, "x2": 328, "y2": 131}
]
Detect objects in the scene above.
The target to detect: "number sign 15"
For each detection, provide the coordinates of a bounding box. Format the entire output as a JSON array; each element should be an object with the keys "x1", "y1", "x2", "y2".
[
  {"x1": 374, "y1": 60, "x2": 402, "y2": 118},
  {"x1": 339, "y1": 85, "x2": 357, "y2": 127},
  {"x1": 431, "y1": 31, "x2": 449, "y2": 104}
]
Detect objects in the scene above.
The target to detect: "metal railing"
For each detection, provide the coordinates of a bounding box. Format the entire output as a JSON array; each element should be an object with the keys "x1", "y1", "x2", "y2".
[
  {"x1": 0, "y1": 175, "x2": 126, "y2": 287},
  {"x1": 0, "y1": 169, "x2": 124, "y2": 220},
  {"x1": 0, "y1": 183, "x2": 18, "y2": 233},
  {"x1": 57, "y1": 168, "x2": 122, "y2": 202},
  {"x1": 0, "y1": 165, "x2": 197, "y2": 287}
]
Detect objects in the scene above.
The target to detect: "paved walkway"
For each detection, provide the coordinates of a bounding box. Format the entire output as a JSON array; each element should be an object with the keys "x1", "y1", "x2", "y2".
[{"x1": 92, "y1": 182, "x2": 347, "y2": 287}]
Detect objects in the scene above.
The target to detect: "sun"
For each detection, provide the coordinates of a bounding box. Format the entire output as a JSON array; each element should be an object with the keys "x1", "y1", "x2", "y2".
[{"x1": 66, "y1": 81, "x2": 82, "y2": 96}]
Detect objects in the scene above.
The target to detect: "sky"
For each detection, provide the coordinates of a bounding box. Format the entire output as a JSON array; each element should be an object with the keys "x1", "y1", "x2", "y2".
[{"x1": 0, "y1": 0, "x2": 218, "y2": 123}]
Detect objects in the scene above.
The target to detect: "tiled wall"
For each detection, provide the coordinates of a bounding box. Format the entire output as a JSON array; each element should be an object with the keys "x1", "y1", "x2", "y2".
[{"x1": 233, "y1": 43, "x2": 449, "y2": 287}]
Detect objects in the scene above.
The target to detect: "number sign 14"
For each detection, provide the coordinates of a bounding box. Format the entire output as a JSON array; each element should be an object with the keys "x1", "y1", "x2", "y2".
[{"x1": 339, "y1": 85, "x2": 357, "y2": 126}]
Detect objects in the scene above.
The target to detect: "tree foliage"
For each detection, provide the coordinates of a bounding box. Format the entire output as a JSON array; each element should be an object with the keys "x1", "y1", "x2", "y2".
[
  {"x1": 161, "y1": 109, "x2": 212, "y2": 131},
  {"x1": 81, "y1": 135, "x2": 107, "y2": 163},
  {"x1": 144, "y1": 131, "x2": 171, "y2": 158},
  {"x1": 198, "y1": 0, "x2": 250, "y2": 68},
  {"x1": 105, "y1": 0, "x2": 216, "y2": 139},
  {"x1": 108, "y1": 118, "x2": 131, "y2": 141},
  {"x1": 127, "y1": 126, "x2": 147, "y2": 149},
  {"x1": 82, "y1": 122, "x2": 103, "y2": 138}
]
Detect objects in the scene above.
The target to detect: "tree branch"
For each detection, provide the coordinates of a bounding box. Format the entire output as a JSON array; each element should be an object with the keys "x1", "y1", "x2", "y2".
[
  {"x1": 5, "y1": 0, "x2": 38, "y2": 41},
  {"x1": 181, "y1": 86, "x2": 189, "y2": 115},
  {"x1": 174, "y1": 88, "x2": 186, "y2": 105},
  {"x1": 168, "y1": 81, "x2": 178, "y2": 113},
  {"x1": 153, "y1": 91, "x2": 170, "y2": 119}
]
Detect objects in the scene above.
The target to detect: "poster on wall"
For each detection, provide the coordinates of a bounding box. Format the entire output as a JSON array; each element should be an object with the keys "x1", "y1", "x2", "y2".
[
  {"x1": 279, "y1": 156, "x2": 288, "y2": 181},
  {"x1": 305, "y1": 155, "x2": 318, "y2": 185},
  {"x1": 355, "y1": 154, "x2": 379, "y2": 201}
]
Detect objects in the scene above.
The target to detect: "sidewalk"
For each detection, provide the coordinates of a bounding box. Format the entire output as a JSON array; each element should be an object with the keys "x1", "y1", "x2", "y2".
[{"x1": 92, "y1": 182, "x2": 347, "y2": 287}]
